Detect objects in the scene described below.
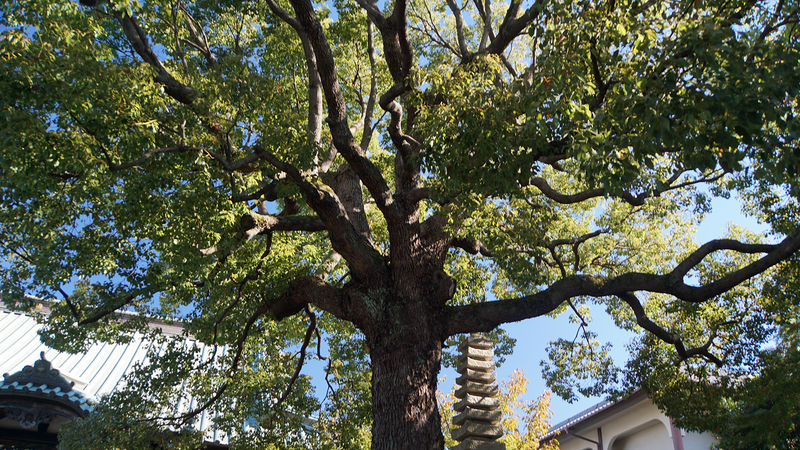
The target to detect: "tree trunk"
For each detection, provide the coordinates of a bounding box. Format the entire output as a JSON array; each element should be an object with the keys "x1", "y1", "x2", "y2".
[
  {"x1": 355, "y1": 272, "x2": 450, "y2": 450},
  {"x1": 367, "y1": 324, "x2": 446, "y2": 450}
]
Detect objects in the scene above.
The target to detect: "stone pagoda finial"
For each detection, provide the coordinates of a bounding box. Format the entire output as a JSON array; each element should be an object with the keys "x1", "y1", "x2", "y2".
[{"x1": 450, "y1": 333, "x2": 506, "y2": 450}]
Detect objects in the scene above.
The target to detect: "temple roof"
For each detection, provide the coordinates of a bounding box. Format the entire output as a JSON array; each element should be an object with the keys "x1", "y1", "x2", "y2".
[
  {"x1": 1, "y1": 351, "x2": 94, "y2": 417},
  {"x1": 0, "y1": 304, "x2": 229, "y2": 445}
]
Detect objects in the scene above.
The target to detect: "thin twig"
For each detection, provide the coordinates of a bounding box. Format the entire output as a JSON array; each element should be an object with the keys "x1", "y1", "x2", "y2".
[{"x1": 272, "y1": 304, "x2": 317, "y2": 410}]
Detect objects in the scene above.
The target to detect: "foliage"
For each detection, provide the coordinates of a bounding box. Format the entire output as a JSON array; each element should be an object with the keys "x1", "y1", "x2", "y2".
[
  {"x1": 437, "y1": 369, "x2": 558, "y2": 450},
  {"x1": 626, "y1": 254, "x2": 800, "y2": 449},
  {"x1": 0, "y1": 0, "x2": 799, "y2": 448}
]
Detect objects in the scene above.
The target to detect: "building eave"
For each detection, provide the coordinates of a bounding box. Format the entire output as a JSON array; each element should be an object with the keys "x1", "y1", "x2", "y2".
[{"x1": 541, "y1": 389, "x2": 648, "y2": 442}]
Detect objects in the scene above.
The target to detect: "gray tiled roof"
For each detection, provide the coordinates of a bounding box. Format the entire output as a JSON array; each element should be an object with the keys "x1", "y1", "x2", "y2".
[
  {"x1": 0, "y1": 380, "x2": 94, "y2": 415},
  {"x1": 543, "y1": 399, "x2": 614, "y2": 439}
]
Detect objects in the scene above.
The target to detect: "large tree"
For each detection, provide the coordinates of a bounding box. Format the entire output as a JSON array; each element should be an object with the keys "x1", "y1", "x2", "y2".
[{"x1": 1, "y1": 0, "x2": 799, "y2": 448}]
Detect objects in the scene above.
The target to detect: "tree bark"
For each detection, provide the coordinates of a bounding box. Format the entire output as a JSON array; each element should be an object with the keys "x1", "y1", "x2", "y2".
[
  {"x1": 333, "y1": 260, "x2": 454, "y2": 450},
  {"x1": 363, "y1": 293, "x2": 447, "y2": 450}
]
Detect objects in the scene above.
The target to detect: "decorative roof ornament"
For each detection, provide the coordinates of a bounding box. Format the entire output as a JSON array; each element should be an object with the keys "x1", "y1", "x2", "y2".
[
  {"x1": 2, "y1": 352, "x2": 75, "y2": 392},
  {"x1": 450, "y1": 333, "x2": 506, "y2": 450},
  {"x1": 0, "y1": 352, "x2": 94, "y2": 425}
]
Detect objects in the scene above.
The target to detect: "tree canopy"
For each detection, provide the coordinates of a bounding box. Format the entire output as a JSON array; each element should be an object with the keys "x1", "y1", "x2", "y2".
[
  {"x1": 632, "y1": 252, "x2": 800, "y2": 450},
  {"x1": 1, "y1": 0, "x2": 799, "y2": 448}
]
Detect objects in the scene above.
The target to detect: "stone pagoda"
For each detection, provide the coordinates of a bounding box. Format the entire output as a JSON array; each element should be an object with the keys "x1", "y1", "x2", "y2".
[{"x1": 450, "y1": 333, "x2": 506, "y2": 450}]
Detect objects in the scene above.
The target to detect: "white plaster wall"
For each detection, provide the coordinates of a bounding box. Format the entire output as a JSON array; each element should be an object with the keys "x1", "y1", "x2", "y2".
[
  {"x1": 551, "y1": 428, "x2": 599, "y2": 450},
  {"x1": 554, "y1": 440, "x2": 595, "y2": 450},
  {"x1": 609, "y1": 421, "x2": 672, "y2": 450},
  {"x1": 681, "y1": 430, "x2": 718, "y2": 450}
]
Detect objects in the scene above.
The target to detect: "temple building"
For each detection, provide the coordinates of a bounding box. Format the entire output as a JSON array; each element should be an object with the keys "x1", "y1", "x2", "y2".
[
  {"x1": 0, "y1": 302, "x2": 228, "y2": 449},
  {"x1": 540, "y1": 389, "x2": 718, "y2": 450}
]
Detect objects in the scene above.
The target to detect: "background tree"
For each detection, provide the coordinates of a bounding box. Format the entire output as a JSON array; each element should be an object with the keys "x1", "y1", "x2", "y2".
[
  {"x1": 1, "y1": 0, "x2": 799, "y2": 449},
  {"x1": 627, "y1": 248, "x2": 800, "y2": 450},
  {"x1": 438, "y1": 370, "x2": 558, "y2": 450}
]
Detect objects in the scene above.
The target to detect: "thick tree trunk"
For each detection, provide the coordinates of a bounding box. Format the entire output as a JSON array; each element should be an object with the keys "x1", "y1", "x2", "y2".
[
  {"x1": 367, "y1": 324, "x2": 446, "y2": 450},
  {"x1": 356, "y1": 271, "x2": 451, "y2": 450}
]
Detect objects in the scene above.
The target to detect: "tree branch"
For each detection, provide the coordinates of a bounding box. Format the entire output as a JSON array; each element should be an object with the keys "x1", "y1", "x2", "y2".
[
  {"x1": 230, "y1": 179, "x2": 281, "y2": 203},
  {"x1": 272, "y1": 304, "x2": 317, "y2": 411},
  {"x1": 315, "y1": 250, "x2": 343, "y2": 282},
  {"x1": 445, "y1": 0, "x2": 470, "y2": 60},
  {"x1": 330, "y1": 164, "x2": 374, "y2": 244},
  {"x1": 588, "y1": 39, "x2": 613, "y2": 111},
  {"x1": 55, "y1": 292, "x2": 139, "y2": 326},
  {"x1": 523, "y1": 176, "x2": 606, "y2": 204},
  {"x1": 549, "y1": 246, "x2": 567, "y2": 278},
  {"x1": 667, "y1": 239, "x2": 782, "y2": 286},
  {"x1": 266, "y1": 275, "x2": 347, "y2": 322},
  {"x1": 102, "y1": 146, "x2": 201, "y2": 171},
  {"x1": 179, "y1": 4, "x2": 218, "y2": 68},
  {"x1": 617, "y1": 292, "x2": 723, "y2": 366},
  {"x1": 114, "y1": 11, "x2": 197, "y2": 104},
  {"x1": 566, "y1": 299, "x2": 597, "y2": 359},
  {"x1": 359, "y1": 0, "x2": 421, "y2": 203},
  {"x1": 151, "y1": 301, "x2": 273, "y2": 425},
  {"x1": 522, "y1": 169, "x2": 726, "y2": 207},
  {"x1": 472, "y1": 0, "x2": 493, "y2": 52},
  {"x1": 446, "y1": 233, "x2": 800, "y2": 335},
  {"x1": 78, "y1": 299, "x2": 134, "y2": 325},
  {"x1": 202, "y1": 147, "x2": 263, "y2": 172},
  {"x1": 312, "y1": 311, "x2": 339, "y2": 403},
  {"x1": 255, "y1": 145, "x2": 386, "y2": 281},
  {"x1": 170, "y1": 1, "x2": 189, "y2": 75},
  {"x1": 354, "y1": 0, "x2": 387, "y2": 30},
  {"x1": 380, "y1": 83, "x2": 420, "y2": 196},
  {"x1": 481, "y1": 0, "x2": 544, "y2": 59},
  {"x1": 451, "y1": 238, "x2": 494, "y2": 257},
  {"x1": 409, "y1": 8, "x2": 461, "y2": 58},
  {"x1": 446, "y1": 274, "x2": 601, "y2": 335},
  {"x1": 199, "y1": 211, "x2": 326, "y2": 256},
  {"x1": 359, "y1": 18, "x2": 379, "y2": 152},
  {"x1": 265, "y1": 0, "x2": 324, "y2": 152},
  {"x1": 287, "y1": 0, "x2": 398, "y2": 221}
]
